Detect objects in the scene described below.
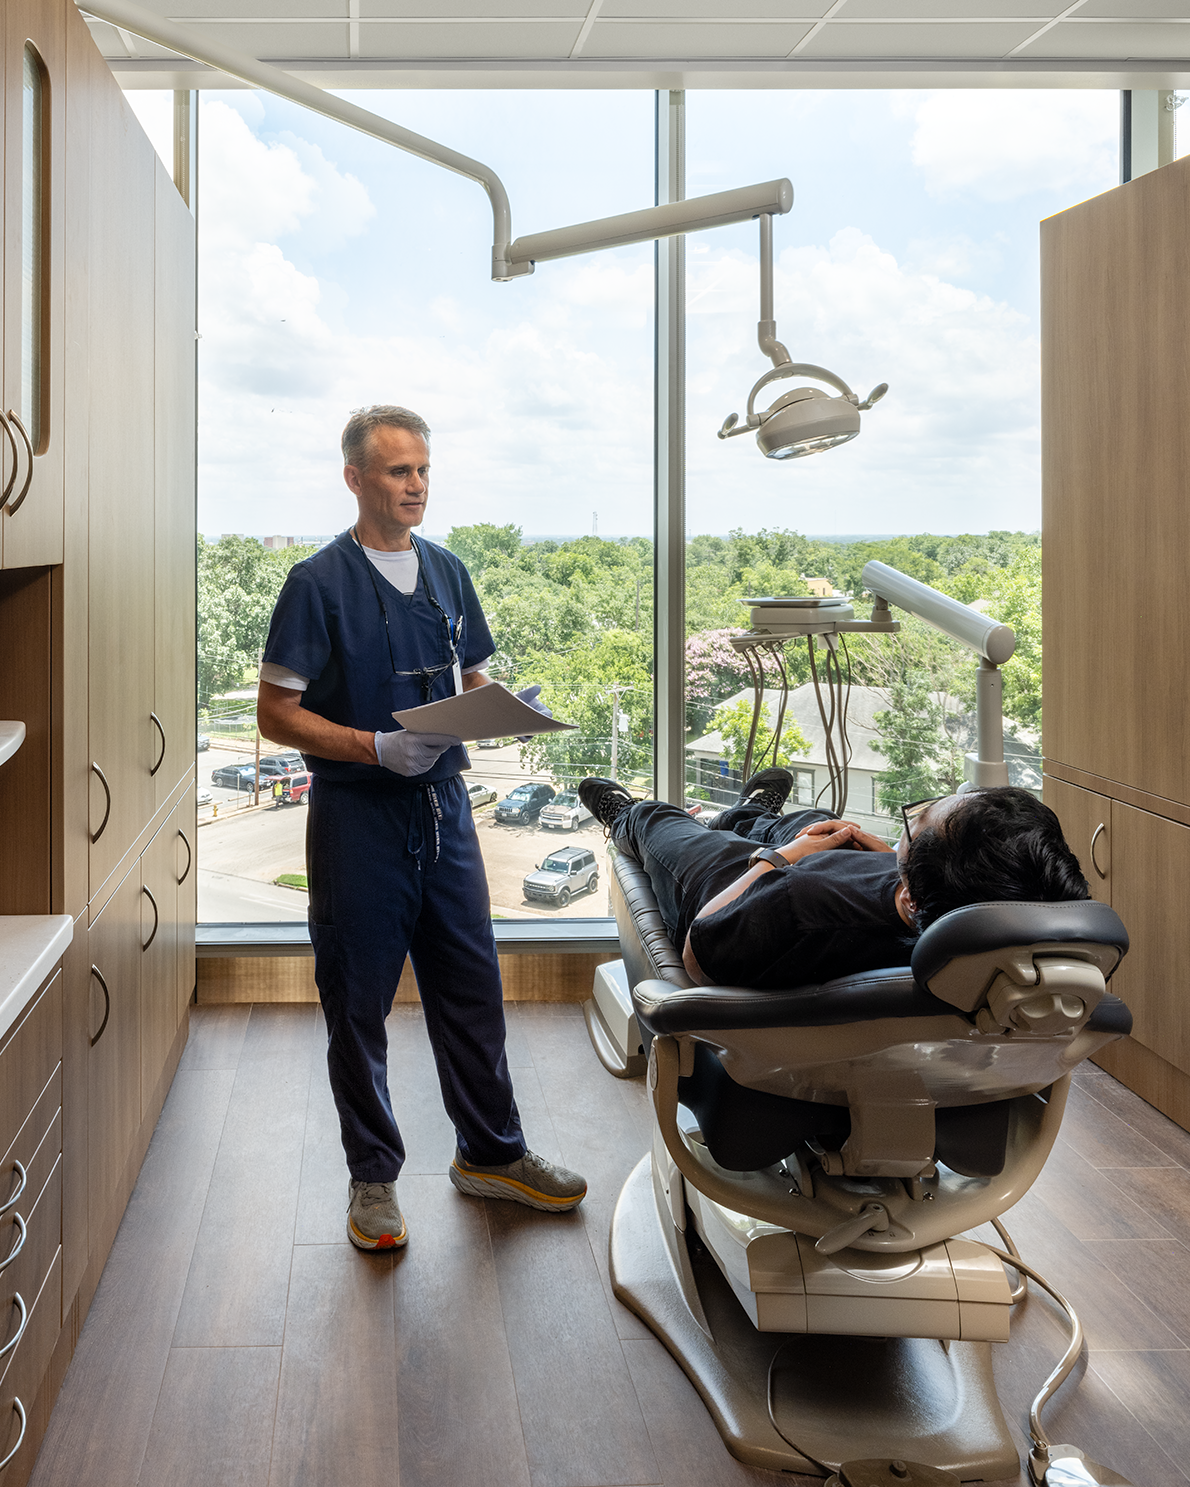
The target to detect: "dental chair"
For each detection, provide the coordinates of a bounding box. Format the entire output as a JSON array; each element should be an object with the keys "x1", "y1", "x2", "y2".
[{"x1": 605, "y1": 842, "x2": 1132, "y2": 1482}]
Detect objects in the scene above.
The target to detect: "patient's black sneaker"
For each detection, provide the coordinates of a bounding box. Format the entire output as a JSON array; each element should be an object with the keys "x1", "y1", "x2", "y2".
[
  {"x1": 736, "y1": 768, "x2": 794, "y2": 814},
  {"x1": 578, "y1": 777, "x2": 634, "y2": 832}
]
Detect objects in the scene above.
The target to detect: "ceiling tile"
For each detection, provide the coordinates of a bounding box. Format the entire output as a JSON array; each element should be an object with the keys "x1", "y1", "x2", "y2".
[
  {"x1": 360, "y1": 0, "x2": 589, "y2": 16},
  {"x1": 798, "y1": 19, "x2": 1046, "y2": 55},
  {"x1": 173, "y1": 1, "x2": 343, "y2": 16},
  {"x1": 584, "y1": 20, "x2": 815, "y2": 55},
  {"x1": 838, "y1": 1, "x2": 1062, "y2": 16},
  {"x1": 1021, "y1": 19, "x2": 1190, "y2": 55},
  {"x1": 1075, "y1": 0, "x2": 1190, "y2": 16},
  {"x1": 168, "y1": 21, "x2": 350, "y2": 58},
  {"x1": 360, "y1": 19, "x2": 583, "y2": 56},
  {"x1": 600, "y1": 0, "x2": 830, "y2": 15}
]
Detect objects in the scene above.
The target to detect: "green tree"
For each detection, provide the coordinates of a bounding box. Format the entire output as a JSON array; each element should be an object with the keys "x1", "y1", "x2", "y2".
[
  {"x1": 445, "y1": 522, "x2": 523, "y2": 578},
  {"x1": 711, "y1": 698, "x2": 810, "y2": 772},
  {"x1": 946, "y1": 544, "x2": 1042, "y2": 731},
  {"x1": 871, "y1": 671, "x2": 964, "y2": 813},
  {"x1": 519, "y1": 631, "x2": 654, "y2": 786}
]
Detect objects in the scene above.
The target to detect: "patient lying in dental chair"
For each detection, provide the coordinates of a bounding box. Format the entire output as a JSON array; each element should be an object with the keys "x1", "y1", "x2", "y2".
[{"x1": 577, "y1": 770, "x2": 1090, "y2": 991}]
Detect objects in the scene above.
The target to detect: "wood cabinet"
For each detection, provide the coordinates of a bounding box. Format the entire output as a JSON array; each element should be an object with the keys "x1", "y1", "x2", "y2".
[
  {"x1": 0, "y1": 1, "x2": 196, "y2": 1477},
  {"x1": 1043, "y1": 151, "x2": 1190, "y2": 1133},
  {"x1": 1041, "y1": 776, "x2": 1111, "y2": 906},
  {"x1": 0, "y1": 0, "x2": 66, "y2": 572}
]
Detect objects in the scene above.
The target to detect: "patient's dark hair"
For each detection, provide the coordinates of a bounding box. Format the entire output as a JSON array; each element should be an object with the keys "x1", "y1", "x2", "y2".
[{"x1": 905, "y1": 787, "x2": 1089, "y2": 930}]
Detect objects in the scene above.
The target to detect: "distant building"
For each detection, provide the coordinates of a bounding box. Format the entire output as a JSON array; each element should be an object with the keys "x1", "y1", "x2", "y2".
[
  {"x1": 802, "y1": 576, "x2": 838, "y2": 597},
  {"x1": 261, "y1": 534, "x2": 333, "y2": 550}
]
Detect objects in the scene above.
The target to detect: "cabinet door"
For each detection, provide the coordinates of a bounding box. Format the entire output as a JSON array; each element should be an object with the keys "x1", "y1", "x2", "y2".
[
  {"x1": 139, "y1": 819, "x2": 178, "y2": 1118},
  {"x1": 1042, "y1": 775, "x2": 1111, "y2": 904},
  {"x1": 59, "y1": 921, "x2": 89, "y2": 1315},
  {"x1": 87, "y1": 84, "x2": 156, "y2": 889},
  {"x1": 153, "y1": 162, "x2": 196, "y2": 810},
  {"x1": 174, "y1": 796, "x2": 197, "y2": 1025},
  {"x1": 1110, "y1": 803, "x2": 1190, "y2": 1075},
  {"x1": 87, "y1": 862, "x2": 140, "y2": 1241},
  {"x1": 1, "y1": 0, "x2": 66, "y2": 569}
]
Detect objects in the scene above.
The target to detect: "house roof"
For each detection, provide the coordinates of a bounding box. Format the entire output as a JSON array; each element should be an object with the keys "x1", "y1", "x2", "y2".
[
  {"x1": 91, "y1": 3, "x2": 1190, "y2": 92},
  {"x1": 688, "y1": 682, "x2": 1042, "y2": 790}
]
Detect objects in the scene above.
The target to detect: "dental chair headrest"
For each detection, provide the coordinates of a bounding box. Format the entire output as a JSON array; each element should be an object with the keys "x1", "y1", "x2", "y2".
[{"x1": 911, "y1": 899, "x2": 1129, "y2": 1014}]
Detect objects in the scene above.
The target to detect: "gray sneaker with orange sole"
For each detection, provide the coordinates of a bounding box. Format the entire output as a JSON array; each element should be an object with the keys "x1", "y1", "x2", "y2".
[
  {"x1": 449, "y1": 1148, "x2": 587, "y2": 1212},
  {"x1": 347, "y1": 1179, "x2": 408, "y2": 1250}
]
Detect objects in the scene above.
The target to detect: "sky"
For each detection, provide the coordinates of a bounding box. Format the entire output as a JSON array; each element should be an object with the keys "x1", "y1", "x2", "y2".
[{"x1": 127, "y1": 84, "x2": 1170, "y2": 542}]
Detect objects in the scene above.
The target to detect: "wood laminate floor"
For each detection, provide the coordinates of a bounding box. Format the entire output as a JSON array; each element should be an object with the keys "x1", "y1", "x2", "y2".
[{"x1": 29, "y1": 1004, "x2": 1190, "y2": 1487}]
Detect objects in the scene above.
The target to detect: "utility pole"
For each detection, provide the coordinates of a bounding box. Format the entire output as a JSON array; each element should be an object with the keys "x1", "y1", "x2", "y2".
[
  {"x1": 253, "y1": 646, "x2": 262, "y2": 807},
  {"x1": 603, "y1": 683, "x2": 633, "y2": 782}
]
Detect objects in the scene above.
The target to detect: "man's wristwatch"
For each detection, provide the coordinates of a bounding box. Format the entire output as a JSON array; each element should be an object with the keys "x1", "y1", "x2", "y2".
[{"x1": 747, "y1": 846, "x2": 790, "y2": 872}]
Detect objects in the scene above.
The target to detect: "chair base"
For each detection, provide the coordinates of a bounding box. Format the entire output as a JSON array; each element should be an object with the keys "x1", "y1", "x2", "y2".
[{"x1": 608, "y1": 1155, "x2": 1020, "y2": 1480}]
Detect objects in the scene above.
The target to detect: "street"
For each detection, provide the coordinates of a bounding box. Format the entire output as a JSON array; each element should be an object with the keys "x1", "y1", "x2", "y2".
[{"x1": 196, "y1": 740, "x2": 613, "y2": 921}]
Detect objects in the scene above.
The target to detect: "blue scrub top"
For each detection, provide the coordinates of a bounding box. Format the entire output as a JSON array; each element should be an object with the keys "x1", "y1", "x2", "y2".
[{"x1": 262, "y1": 529, "x2": 495, "y2": 785}]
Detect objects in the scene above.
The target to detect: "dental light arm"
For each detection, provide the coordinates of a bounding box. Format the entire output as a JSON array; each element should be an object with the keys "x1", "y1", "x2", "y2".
[
  {"x1": 83, "y1": 1, "x2": 792, "y2": 283},
  {"x1": 862, "y1": 559, "x2": 1016, "y2": 789},
  {"x1": 718, "y1": 213, "x2": 887, "y2": 458}
]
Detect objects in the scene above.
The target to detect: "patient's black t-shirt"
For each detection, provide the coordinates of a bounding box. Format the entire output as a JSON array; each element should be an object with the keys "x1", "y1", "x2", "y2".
[{"x1": 685, "y1": 851, "x2": 916, "y2": 991}]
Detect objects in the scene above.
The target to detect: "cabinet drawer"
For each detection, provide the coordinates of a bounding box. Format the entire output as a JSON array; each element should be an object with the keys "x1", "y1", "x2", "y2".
[
  {"x1": 0, "y1": 1068, "x2": 61, "y2": 1223},
  {"x1": 0, "y1": 976, "x2": 61, "y2": 1162},
  {"x1": 0, "y1": 1136, "x2": 60, "y2": 1368},
  {"x1": 0, "y1": 1249, "x2": 62, "y2": 1483}
]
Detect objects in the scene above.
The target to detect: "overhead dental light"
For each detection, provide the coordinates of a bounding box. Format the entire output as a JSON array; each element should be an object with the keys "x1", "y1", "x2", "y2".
[{"x1": 718, "y1": 213, "x2": 888, "y2": 461}]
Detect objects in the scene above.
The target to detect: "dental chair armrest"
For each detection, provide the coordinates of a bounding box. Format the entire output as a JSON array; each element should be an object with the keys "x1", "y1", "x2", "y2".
[{"x1": 631, "y1": 967, "x2": 951, "y2": 1037}]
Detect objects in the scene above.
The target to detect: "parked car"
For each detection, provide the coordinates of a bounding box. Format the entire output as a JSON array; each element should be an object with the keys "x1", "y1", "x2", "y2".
[
  {"x1": 278, "y1": 772, "x2": 311, "y2": 804},
  {"x1": 197, "y1": 733, "x2": 210, "y2": 752},
  {"x1": 522, "y1": 847, "x2": 599, "y2": 908},
  {"x1": 467, "y1": 782, "x2": 498, "y2": 809},
  {"x1": 476, "y1": 738, "x2": 502, "y2": 749},
  {"x1": 211, "y1": 763, "x2": 256, "y2": 791},
  {"x1": 196, "y1": 787, "x2": 213, "y2": 805},
  {"x1": 259, "y1": 752, "x2": 303, "y2": 776},
  {"x1": 539, "y1": 791, "x2": 592, "y2": 832},
  {"x1": 494, "y1": 782, "x2": 555, "y2": 824}
]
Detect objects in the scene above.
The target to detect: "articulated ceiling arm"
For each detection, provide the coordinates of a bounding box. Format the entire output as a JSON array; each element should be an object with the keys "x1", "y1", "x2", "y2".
[{"x1": 81, "y1": 0, "x2": 525, "y2": 278}]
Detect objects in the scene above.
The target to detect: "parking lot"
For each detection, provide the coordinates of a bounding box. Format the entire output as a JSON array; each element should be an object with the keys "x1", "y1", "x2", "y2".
[{"x1": 195, "y1": 739, "x2": 613, "y2": 922}]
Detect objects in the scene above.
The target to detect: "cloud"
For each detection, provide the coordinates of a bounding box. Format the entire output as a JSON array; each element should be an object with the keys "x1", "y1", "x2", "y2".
[
  {"x1": 900, "y1": 90, "x2": 1118, "y2": 202},
  {"x1": 685, "y1": 227, "x2": 1042, "y2": 532},
  {"x1": 197, "y1": 100, "x2": 655, "y2": 538}
]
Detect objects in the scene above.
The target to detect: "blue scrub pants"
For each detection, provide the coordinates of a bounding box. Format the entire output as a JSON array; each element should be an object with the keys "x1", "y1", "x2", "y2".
[{"x1": 307, "y1": 774, "x2": 525, "y2": 1182}]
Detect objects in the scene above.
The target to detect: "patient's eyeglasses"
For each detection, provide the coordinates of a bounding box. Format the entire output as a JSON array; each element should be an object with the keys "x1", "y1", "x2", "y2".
[{"x1": 900, "y1": 796, "x2": 945, "y2": 842}]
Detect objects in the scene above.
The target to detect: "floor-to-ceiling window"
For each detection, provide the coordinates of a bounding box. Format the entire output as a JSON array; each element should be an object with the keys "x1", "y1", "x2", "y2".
[
  {"x1": 680, "y1": 88, "x2": 1122, "y2": 837},
  {"x1": 127, "y1": 82, "x2": 1141, "y2": 914}
]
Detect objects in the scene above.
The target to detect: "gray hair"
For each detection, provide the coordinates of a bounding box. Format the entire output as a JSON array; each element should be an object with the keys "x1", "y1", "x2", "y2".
[{"x1": 341, "y1": 405, "x2": 431, "y2": 470}]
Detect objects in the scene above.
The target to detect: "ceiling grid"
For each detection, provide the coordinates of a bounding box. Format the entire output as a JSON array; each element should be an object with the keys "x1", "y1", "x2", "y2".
[{"x1": 82, "y1": 0, "x2": 1190, "y2": 88}]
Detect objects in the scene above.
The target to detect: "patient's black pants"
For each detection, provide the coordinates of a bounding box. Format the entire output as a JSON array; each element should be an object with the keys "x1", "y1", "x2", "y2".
[{"x1": 612, "y1": 800, "x2": 836, "y2": 948}]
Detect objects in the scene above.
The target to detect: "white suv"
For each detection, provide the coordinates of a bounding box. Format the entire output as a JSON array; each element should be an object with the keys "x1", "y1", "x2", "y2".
[
  {"x1": 522, "y1": 847, "x2": 599, "y2": 908},
  {"x1": 538, "y1": 790, "x2": 593, "y2": 832}
]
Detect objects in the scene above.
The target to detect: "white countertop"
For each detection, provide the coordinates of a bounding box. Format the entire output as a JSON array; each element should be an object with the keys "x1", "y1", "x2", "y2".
[
  {"x1": 0, "y1": 723, "x2": 25, "y2": 769},
  {"x1": 0, "y1": 915, "x2": 73, "y2": 1044}
]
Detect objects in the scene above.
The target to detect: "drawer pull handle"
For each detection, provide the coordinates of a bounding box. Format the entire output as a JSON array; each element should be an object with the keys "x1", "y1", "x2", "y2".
[
  {"x1": 90, "y1": 964, "x2": 111, "y2": 1047},
  {"x1": 91, "y1": 762, "x2": 112, "y2": 843},
  {"x1": 0, "y1": 1294, "x2": 27, "y2": 1361},
  {"x1": 0, "y1": 1215, "x2": 26, "y2": 1275},
  {"x1": 0, "y1": 413, "x2": 17, "y2": 507},
  {"x1": 150, "y1": 712, "x2": 166, "y2": 776},
  {"x1": 1090, "y1": 822, "x2": 1107, "y2": 880},
  {"x1": 0, "y1": 1163, "x2": 26, "y2": 1219},
  {"x1": 178, "y1": 828, "x2": 192, "y2": 885},
  {"x1": 142, "y1": 885, "x2": 159, "y2": 952},
  {"x1": 4, "y1": 412, "x2": 33, "y2": 516},
  {"x1": 0, "y1": 1399, "x2": 26, "y2": 1470}
]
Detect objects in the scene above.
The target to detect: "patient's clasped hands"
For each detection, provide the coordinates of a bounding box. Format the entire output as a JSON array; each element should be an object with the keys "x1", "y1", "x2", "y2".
[{"x1": 778, "y1": 818, "x2": 894, "y2": 864}]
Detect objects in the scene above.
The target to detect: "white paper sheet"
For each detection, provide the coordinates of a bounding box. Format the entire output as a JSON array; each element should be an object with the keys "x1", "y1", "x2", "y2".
[{"x1": 391, "y1": 681, "x2": 575, "y2": 741}]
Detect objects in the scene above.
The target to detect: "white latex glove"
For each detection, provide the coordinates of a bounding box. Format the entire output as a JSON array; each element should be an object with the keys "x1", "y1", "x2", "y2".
[
  {"x1": 515, "y1": 684, "x2": 553, "y2": 743},
  {"x1": 374, "y1": 729, "x2": 462, "y2": 777}
]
